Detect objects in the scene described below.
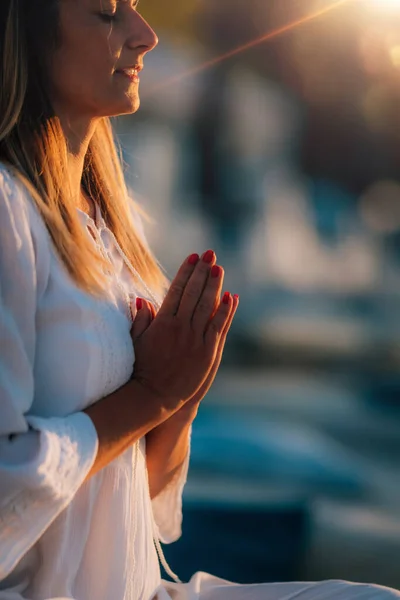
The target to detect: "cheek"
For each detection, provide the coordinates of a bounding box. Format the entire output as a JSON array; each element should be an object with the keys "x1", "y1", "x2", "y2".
[
  {"x1": 52, "y1": 38, "x2": 117, "y2": 101},
  {"x1": 50, "y1": 24, "x2": 138, "y2": 115},
  {"x1": 69, "y1": 34, "x2": 116, "y2": 77}
]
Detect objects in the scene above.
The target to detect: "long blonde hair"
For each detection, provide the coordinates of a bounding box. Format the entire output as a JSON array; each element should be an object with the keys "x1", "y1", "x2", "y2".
[{"x1": 0, "y1": 0, "x2": 168, "y2": 297}]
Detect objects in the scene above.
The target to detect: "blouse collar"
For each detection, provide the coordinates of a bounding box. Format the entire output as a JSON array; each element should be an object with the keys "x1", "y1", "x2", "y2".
[{"x1": 76, "y1": 201, "x2": 106, "y2": 230}]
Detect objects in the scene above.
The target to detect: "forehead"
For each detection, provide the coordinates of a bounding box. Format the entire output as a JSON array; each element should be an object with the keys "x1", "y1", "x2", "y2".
[
  {"x1": 60, "y1": 0, "x2": 137, "y2": 15},
  {"x1": 91, "y1": 0, "x2": 135, "y2": 5},
  {"x1": 63, "y1": 0, "x2": 138, "y2": 13}
]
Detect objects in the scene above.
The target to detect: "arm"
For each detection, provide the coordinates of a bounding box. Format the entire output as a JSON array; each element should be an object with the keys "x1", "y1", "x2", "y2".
[
  {"x1": 0, "y1": 176, "x2": 99, "y2": 580},
  {"x1": 84, "y1": 379, "x2": 170, "y2": 481},
  {"x1": 145, "y1": 403, "x2": 196, "y2": 500}
]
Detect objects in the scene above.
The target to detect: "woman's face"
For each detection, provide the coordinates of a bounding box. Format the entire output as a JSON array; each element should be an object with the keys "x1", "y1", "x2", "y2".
[{"x1": 50, "y1": 0, "x2": 158, "y2": 120}]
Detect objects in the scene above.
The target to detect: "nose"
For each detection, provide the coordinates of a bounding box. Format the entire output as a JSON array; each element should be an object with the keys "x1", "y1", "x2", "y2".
[{"x1": 126, "y1": 12, "x2": 158, "y2": 55}]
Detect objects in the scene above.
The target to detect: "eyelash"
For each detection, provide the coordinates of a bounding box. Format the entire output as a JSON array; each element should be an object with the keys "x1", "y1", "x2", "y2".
[
  {"x1": 99, "y1": 0, "x2": 140, "y2": 22},
  {"x1": 99, "y1": 12, "x2": 117, "y2": 23}
]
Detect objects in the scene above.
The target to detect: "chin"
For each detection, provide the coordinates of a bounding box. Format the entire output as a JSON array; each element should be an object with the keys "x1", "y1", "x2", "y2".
[
  {"x1": 101, "y1": 93, "x2": 140, "y2": 118},
  {"x1": 127, "y1": 97, "x2": 140, "y2": 114},
  {"x1": 114, "y1": 96, "x2": 141, "y2": 116}
]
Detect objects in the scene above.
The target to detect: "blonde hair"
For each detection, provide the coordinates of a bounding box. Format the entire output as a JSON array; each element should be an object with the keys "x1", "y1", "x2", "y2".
[{"x1": 0, "y1": 0, "x2": 168, "y2": 297}]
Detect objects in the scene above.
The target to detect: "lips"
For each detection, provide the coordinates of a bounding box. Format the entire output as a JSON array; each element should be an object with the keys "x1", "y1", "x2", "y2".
[
  {"x1": 115, "y1": 65, "x2": 142, "y2": 84},
  {"x1": 118, "y1": 67, "x2": 139, "y2": 77},
  {"x1": 116, "y1": 64, "x2": 142, "y2": 76}
]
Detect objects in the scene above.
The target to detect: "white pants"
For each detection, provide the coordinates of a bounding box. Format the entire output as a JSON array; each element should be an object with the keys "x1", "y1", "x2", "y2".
[
  {"x1": 2, "y1": 576, "x2": 399, "y2": 600},
  {"x1": 160, "y1": 572, "x2": 400, "y2": 600}
]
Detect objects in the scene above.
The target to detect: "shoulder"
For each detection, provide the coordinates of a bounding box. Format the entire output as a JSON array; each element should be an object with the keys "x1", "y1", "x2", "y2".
[
  {"x1": 0, "y1": 162, "x2": 39, "y2": 240},
  {"x1": 0, "y1": 162, "x2": 31, "y2": 203},
  {"x1": 0, "y1": 163, "x2": 50, "y2": 296},
  {"x1": 0, "y1": 163, "x2": 34, "y2": 260}
]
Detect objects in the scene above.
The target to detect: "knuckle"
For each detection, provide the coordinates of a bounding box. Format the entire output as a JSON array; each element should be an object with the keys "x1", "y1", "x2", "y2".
[
  {"x1": 185, "y1": 285, "x2": 202, "y2": 299},
  {"x1": 169, "y1": 282, "x2": 185, "y2": 296},
  {"x1": 197, "y1": 262, "x2": 211, "y2": 275},
  {"x1": 208, "y1": 320, "x2": 222, "y2": 336},
  {"x1": 196, "y1": 299, "x2": 212, "y2": 313}
]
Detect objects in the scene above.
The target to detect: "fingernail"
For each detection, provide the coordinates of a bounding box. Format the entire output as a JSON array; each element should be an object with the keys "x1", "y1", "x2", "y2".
[
  {"x1": 211, "y1": 265, "x2": 221, "y2": 278},
  {"x1": 234, "y1": 294, "x2": 239, "y2": 301},
  {"x1": 202, "y1": 250, "x2": 214, "y2": 264},
  {"x1": 188, "y1": 253, "x2": 199, "y2": 265},
  {"x1": 136, "y1": 298, "x2": 143, "y2": 310},
  {"x1": 223, "y1": 292, "x2": 231, "y2": 305}
]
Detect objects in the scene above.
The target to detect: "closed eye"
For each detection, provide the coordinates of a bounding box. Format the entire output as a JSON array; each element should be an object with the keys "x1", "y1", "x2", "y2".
[
  {"x1": 99, "y1": 12, "x2": 117, "y2": 23},
  {"x1": 99, "y1": 0, "x2": 140, "y2": 23}
]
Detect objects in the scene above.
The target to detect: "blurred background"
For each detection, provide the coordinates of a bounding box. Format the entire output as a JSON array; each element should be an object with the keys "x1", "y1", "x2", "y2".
[{"x1": 117, "y1": 0, "x2": 400, "y2": 588}]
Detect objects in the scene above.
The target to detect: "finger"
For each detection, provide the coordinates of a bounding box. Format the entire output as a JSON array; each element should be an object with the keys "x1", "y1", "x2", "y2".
[
  {"x1": 140, "y1": 299, "x2": 157, "y2": 321},
  {"x1": 149, "y1": 302, "x2": 157, "y2": 320},
  {"x1": 204, "y1": 291, "x2": 233, "y2": 345},
  {"x1": 157, "y1": 253, "x2": 200, "y2": 318},
  {"x1": 143, "y1": 299, "x2": 156, "y2": 320},
  {"x1": 191, "y1": 264, "x2": 224, "y2": 332},
  {"x1": 210, "y1": 294, "x2": 240, "y2": 365},
  {"x1": 194, "y1": 296, "x2": 240, "y2": 401},
  {"x1": 221, "y1": 294, "x2": 239, "y2": 339},
  {"x1": 130, "y1": 298, "x2": 154, "y2": 342},
  {"x1": 176, "y1": 250, "x2": 217, "y2": 321},
  {"x1": 209, "y1": 268, "x2": 228, "y2": 322}
]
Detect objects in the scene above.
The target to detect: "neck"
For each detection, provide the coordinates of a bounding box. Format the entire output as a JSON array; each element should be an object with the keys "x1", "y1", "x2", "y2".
[{"x1": 56, "y1": 109, "x2": 100, "y2": 210}]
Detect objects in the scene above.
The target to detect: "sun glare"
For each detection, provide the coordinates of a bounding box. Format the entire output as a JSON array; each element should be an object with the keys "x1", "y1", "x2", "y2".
[{"x1": 366, "y1": 0, "x2": 400, "y2": 10}]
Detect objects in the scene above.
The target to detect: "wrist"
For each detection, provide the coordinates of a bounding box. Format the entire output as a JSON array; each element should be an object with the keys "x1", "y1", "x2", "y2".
[
  {"x1": 130, "y1": 376, "x2": 182, "y2": 419},
  {"x1": 169, "y1": 399, "x2": 199, "y2": 424}
]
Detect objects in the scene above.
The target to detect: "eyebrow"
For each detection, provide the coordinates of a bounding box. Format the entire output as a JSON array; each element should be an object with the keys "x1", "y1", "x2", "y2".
[
  {"x1": 121, "y1": 0, "x2": 141, "y2": 6},
  {"x1": 98, "y1": 0, "x2": 116, "y2": 8},
  {"x1": 101, "y1": 0, "x2": 140, "y2": 7}
]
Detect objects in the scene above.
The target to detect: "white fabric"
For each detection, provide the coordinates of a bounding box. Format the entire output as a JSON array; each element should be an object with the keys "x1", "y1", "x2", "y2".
[
  {"x1": 0, "y1": 164, "x2": 185, "y2": 600},
  {"x1": 0, "y1": 163, "x2": 399, "y2": 600},
  {"x1": 161, "y1": 574, "x2": 400, "y2": 600}
]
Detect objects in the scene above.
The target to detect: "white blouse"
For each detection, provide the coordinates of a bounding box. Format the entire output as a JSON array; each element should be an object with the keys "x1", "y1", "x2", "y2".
[
  {"x1": 0, "y1": 163, "x2": 189, "y2": 600},
  {"x1": 3, "y1": 163, "x2": 396, "y2": 600}
]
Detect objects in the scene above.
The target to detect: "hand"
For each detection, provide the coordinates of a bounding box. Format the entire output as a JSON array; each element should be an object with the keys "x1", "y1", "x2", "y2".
[
  {"x1": 131, "y1": 291, "x2": 239, "y2": 418},
  {"x1": 129, "y1": 251, "x2": 233, "y2": 414}
]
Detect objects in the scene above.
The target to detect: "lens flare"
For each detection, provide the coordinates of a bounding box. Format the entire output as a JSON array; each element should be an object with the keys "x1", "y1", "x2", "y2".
[{"x1": 145, "y1": 0, "x2": 352, "y2": 97}]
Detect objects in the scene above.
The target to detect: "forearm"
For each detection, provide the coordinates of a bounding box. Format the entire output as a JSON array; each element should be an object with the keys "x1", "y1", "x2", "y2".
[
  {"x1": 84, "y1": 379, "x2": 171, "y2": 481},
  {"x1": 145, "y1": 405, "x2": 197, "y2": 499}
]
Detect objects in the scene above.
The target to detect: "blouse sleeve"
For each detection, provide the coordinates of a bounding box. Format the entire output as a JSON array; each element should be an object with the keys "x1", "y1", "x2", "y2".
[
  {"x1": 150, "y1": 427, "x2": 191, "y2": 544},
  {"x1": 0, "y1": 168, "x2": 99, "y2": 580}
]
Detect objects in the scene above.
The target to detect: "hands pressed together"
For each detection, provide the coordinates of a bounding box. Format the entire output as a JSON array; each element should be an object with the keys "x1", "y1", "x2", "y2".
[{"x1": 130, "y1": 249, "x2": 239, "y2": 417}]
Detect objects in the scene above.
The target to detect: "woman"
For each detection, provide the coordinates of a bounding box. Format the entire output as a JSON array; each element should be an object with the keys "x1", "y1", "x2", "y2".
[{"x1": 0, "y1": 1, "x2": 398, "y2": 599}]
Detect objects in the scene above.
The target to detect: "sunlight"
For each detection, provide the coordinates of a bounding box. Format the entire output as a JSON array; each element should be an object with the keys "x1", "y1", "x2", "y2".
[
  {"x1": 146, "y1": 0, "x2": 351, "y2": 96},
  {"x1": 366, "y1": 0, "x2": 400, "y2": 10}
]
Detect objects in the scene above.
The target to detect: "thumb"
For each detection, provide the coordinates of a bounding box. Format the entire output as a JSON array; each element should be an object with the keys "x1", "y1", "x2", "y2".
[{"x1": 130, "y1": 298, "x2": 154, "y2": 343}]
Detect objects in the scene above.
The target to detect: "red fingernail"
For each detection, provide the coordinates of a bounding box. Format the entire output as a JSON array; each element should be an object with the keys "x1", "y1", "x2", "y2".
[
  {"x1": 203, "y1": 250, "x2": 214, "y2": 264},
  {"x1": 136, "y1": 298, "x2": 143, "y2": 310},
  {"x1": 223, "y1": 292, "x2": 231, "y2": 305},
  {"x1": 211, "y1": 265, "x2": 221, "y2": 278},
  {"x1": 188, "y1": 253, "x2": 199, "y2": 265},
  {"x1": 234, "y1": 294, "x2": 239, "y2": 301}
]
